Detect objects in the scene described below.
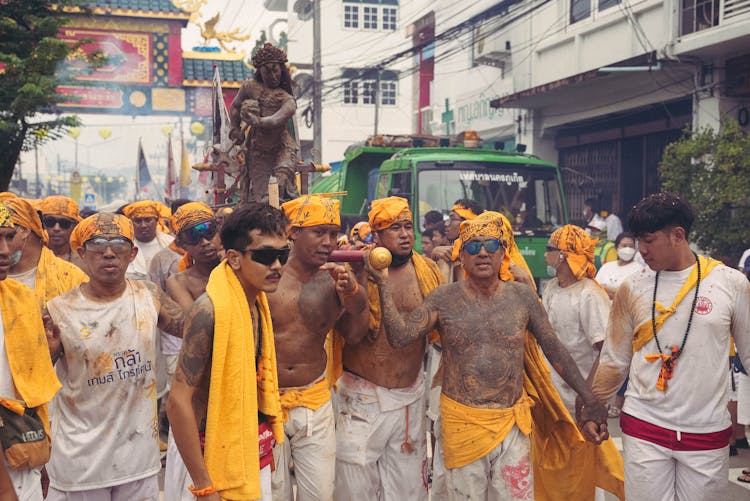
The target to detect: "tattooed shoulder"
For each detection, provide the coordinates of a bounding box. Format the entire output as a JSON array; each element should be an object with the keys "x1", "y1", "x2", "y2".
[{"x1": 174, "y1": 295, "x2": 215, "y2": 387}]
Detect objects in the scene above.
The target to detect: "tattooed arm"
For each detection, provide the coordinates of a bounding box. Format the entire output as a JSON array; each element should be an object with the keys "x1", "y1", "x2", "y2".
[
  {"x1": 166, "y1": 295, "x2": 218, "y2": 499},
  {"x1": 523, "y1": 285, "x2": 608, "y2": 426},
  {"x1": 145, "y1": 280, "x2": 185, "y2": 338},
  {"x1": 378, "y1": 280, "x2": 440, "y2": 349}
]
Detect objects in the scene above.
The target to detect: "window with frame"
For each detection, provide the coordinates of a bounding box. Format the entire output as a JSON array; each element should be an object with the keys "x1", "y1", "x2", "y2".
[
  {"x1": 344, "y1": 4, "x2": 359, "y2": 29},
  {"x1": 343, "y1": 81, "x2": 359, "y2": 104},
  {"x1": 363, "y1": 6, "x2": 378, "y2": 30},
  {"x1": 380, "y1": 81, "x2": 396, "y2": 105},
  {"x1": 570, "y1": 0, "x2": 591, "y2": 23},
  {"x1": 598, "y1": 0, "x2": 620, "y2": 10},
  {"x1": 382, "y1": 7, "x2": 397, "y2": 30},
  {"x1": 362, "y1": 80, "x2": 377, "y2": 104}
]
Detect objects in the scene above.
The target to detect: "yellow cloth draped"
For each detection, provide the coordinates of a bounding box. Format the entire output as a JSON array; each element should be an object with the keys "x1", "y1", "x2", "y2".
[
  {"x1": 34, "y1": 247, "x2": 88, "y2": 305},
  {"x1": 326, "y1": 252, "x2": 444, "y2": 387},
  {"x1": 632, "y1": 255, "x2": 721, "y2": 353},
  {"x1": 441, "y1": 393, "x2": 533, "y2": 469},
  {"x1": 279, "y1": 376, "x2": 331, "y2": 422},
  {"x1": 204, "y1": 261, "x2": 284, "y2": 500},
  {"x1": 0, "y1": 278, "x2": 61, "y2": 435}
]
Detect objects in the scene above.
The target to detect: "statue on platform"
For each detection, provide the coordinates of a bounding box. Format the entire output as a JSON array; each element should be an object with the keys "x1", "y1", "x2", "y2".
[{"x1": 229, "y1": 42, "x2": 299, "y2": 205}]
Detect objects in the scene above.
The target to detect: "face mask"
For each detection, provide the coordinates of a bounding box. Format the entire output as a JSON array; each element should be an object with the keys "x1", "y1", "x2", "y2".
[
  {"x1": 546, "y1": 265, "x2": 557, "y2": 277},
  {"x1": 617, "y1": 247, "x2": 636, "y2": 262}
]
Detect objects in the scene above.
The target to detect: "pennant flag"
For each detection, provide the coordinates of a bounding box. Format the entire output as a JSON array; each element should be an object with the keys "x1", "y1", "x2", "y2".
[
  {"x1": 212, "y1": 65, "x2": 233, "y2": 150},
  {"x1": 164, "y1": 133, "x2": 177, "y2": 201},
  {"x1": 180, "y1": 137, "x2": 191, "y2": 198},
  {"x1": 136, "y1": 139, "x2": 163, "y2": 202}
]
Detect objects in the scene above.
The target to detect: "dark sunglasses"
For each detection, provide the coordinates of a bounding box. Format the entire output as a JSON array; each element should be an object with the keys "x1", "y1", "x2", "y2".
[
  {"x1": 180, "y1": 220, "x2": 218, "y2": 246},
  {"x1": 84, "y1": 236, "x2": 133, "y2": 254},
  {"x1": 43, "y1": 216, "x2": 75, "y2": 230},
  {"x1": 545, "y1": 246, "x2": 560, "y2": 252},
  {"x1": 243, "y1": 246, "x2": 291, "y2": 266},
  {"x1": 463, "y1": 239, "x2": 502, "y2": 255}
]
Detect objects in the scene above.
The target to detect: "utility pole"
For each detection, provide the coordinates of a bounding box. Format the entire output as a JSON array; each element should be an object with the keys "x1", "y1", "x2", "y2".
[
  {"x1": 312, "y1": 0, "x2": 322, "y2": 163},
  {"x1": 373, "y1": 69, "x2": 380, "y2": 136},
  {"x1": 34, "y1": 144, "x2": 40, "y2": 197}
]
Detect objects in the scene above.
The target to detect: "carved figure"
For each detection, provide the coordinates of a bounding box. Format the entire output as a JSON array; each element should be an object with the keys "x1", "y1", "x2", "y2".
[
  {"x1": 229, "y1": 43, "x2": 299, "y2": 205},
  {"x1": 199, "y1": 13, "x2": 251, "y2": 53}
]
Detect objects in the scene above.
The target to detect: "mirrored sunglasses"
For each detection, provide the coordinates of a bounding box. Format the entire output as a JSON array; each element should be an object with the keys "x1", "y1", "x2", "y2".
[
  {"x1": 463, "y1": 239, "x2": 502, "y2": 255},
  {"x1": 180, "y1": 220, "x2": 218, "y2": 246},
  {"x1": 243, "y1": 246, "x2": 291, "y2": 266},
  {"x1": 43, "y1": 216, "x2": 75, "y2": 230},
  {"x1": 84, "y1": 237, "x2": 133, "y2": 254}
]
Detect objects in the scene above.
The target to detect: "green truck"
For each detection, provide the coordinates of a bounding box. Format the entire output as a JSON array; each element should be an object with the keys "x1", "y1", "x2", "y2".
[{"x1": 311, "y1": 134, "x2": 568, "y2": 281}]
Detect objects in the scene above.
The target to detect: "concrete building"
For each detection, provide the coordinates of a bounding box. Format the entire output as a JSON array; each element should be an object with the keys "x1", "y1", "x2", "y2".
[{"x1": 487, "y1": 0, "x2": 750, "y2": 223}]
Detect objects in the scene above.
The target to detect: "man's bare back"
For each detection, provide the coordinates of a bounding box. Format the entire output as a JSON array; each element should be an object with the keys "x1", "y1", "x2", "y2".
[{"x1": 344, "y1": 261, "x2": 427, "y2": 389}]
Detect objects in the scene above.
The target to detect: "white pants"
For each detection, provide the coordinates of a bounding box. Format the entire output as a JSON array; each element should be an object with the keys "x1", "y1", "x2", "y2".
[
  {"x1": 445, "y1": 425, "x2": 532, "y2": 501},
  {"x1": 46, "y1": 474, "x2": 158, "y2": 501},
  {"x1": 622, "y1": 432, "x2": 728, "y2": 501},
  {"x1": 6, "y1": 464, "x2": 41, "y2": 501},
  {"x1": 334, "y1": 372, "x2": 428, "y2": 501},
  {"x1": 164, "y1": 429, "x2": 272, "y2": 501},
  {"x1": 737, "y1": 372, "x2": 750, "y2": 425},
  {"x1": 430, "y1": 417, "x2": 448, "y2": 501},
  {"x1": 271, "y1": 399, "x2": 336, "y2": 501}
]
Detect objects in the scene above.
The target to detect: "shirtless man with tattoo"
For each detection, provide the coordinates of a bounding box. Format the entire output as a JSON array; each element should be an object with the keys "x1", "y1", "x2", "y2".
[
  {"x1": 167, "y1": 204, "x2": 289, "y2": 501},
  {"x1": 165, "y1": 203, "x2": 221, "y2": 313},
  {"x1": 267, "y1": 195, "x2": 368, "y2": 501},
  {"x1": 44, "y1": 213, "x2": 185, "y2": 500},
  {"x1": 335, "y1": 196, "x2": 443, "y2": 501},
  {"x1": 368, "y1": 211, "x2": 608, "y2": 500}
]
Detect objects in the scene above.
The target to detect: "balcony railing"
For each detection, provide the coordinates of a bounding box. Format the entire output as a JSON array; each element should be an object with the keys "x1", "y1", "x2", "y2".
[{"x1": 681, "y1": 0, "x2": 750, "y2": 35}]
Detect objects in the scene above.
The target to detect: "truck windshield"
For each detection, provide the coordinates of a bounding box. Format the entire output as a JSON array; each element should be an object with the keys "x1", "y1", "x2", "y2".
[{"x1": 417, "y1": 162, "x2": 565, "y2": 236}]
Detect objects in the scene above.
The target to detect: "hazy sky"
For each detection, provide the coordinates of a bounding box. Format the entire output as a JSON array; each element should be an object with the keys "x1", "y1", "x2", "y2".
[{"x1": 24, "y1": 1, "x2": 277, "y2": 190}]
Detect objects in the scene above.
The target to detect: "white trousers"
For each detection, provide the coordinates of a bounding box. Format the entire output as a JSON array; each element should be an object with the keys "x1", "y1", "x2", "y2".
[
  {"x1": 164, "y1": 429, "x2": 272, "y2": 501},
  {"x1": 622, "y1": 432, "x2": 728, "y2": 501},
  {"x1": 271, "y1": 399, "x2": 336, "y2": 501},
  {"x1": 46, "y1": 474, "x2": 158, "y2": 501},
  {"x1": 445, "y1": 424, "x2": 532, "y2": 501},
  {"x1": 737, "y1": 372, "x2": 750, "y2": 425},
  {"x1": 334, "y1": 372, "x2": 428, "y2": 501},
  {"x1": 6, "y1": 464, "x2": 41, "y2": 501}
]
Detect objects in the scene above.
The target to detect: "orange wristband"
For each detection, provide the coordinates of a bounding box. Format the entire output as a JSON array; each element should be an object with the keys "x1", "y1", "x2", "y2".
[
  {"x1": 341, "y1": 279, "x2": 360, "y2": 299},
  {"x1": 189, "y1": 484, "x2": 217, "y2": 497}
]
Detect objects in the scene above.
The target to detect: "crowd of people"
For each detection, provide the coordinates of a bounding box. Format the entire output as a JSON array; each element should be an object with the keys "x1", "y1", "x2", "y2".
[{"x1": 0, "y1": 189, "x2": 748, "y2": 501}]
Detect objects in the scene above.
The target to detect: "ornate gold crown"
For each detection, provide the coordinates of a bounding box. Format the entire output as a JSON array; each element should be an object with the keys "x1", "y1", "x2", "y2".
[{"x1": 252, "y1": 43, "x2": 287, "y2": 67}]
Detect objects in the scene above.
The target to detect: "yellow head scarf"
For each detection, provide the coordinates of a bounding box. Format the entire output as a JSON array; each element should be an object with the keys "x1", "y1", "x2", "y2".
[
  {"x1": 368, "y1": 196, "x2": 412, "y2": 230},
  {"x1": 0, "y1": 201, "x2": 14, "y2": 228},
  {"x1": 281, "y1": 195, "x2": 341, "y2": 228},
  {"x1": 451, "y1": 202, "x2": 481, "y2": 221},
  {"x1": 122, "y1": 200, "x2": 161, "y2": 220},
  {"x1": 4, "y1": 198, "x2": 48, "y2": 245},
  {"x1": 549, "y1": 224, "x2": 598, "y2": 280},
  {"x1": 0, "y1": 192, "x2": 18, "y2": 202},
  {"x1": 40, "y1": 195, "x2": 81, "y2": 222},
  {"x1": 170, "y1": 202, "x2": 215, "y2": 234},
  {"x1": 69, "y1": 213, "x2": 135, "y2": 252},
  {"x1": 457, "y1": 210, "x2": 508, "y2": 246},
  {"x1": 350, "y1": 221, "x2": 371, "y2": 240}
]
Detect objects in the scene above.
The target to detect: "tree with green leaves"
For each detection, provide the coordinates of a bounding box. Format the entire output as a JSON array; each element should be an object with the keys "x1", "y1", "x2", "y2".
[
  {"x1": 659, "y1": 118, "x2": 750, "y2": 262},
  {"x1": 0, "y1": 0, "x2": 102, "y2": 192}
]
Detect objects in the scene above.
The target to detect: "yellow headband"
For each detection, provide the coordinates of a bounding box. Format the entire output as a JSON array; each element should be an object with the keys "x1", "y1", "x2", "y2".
[
  {"x1": 0, "y1": 201, "x2": 14, "y2": 228},
  {"x1": 4, "y1": 198, "x2": 48, "y2": 245},
  {"x1": 281, "y1": 195, "x2": 341, "y2": 228},
  {"x1": 170, "y1": 202, "x2": 215, "y2": 235},
  {"x1": 549, "y1": 224, "x2": 598, "y2": 280},
  {"x1": 122, "y1": 200, "x2": 161, "y2": 220},
  {"x1": 458, "y1": 211, "x2": 508, "y2": 247},
  {"x1": 70, "y1": 213, "x2": 135, "y2": 252},
  {"x1": 368, "y1": 196, "x2": 412, "y2": 230},
  {"x1": 40, "y1": 195, "x2": 81, "y2": 222},
  {"x1": 451, "y1": 203, "x2": 480, "y2": 221}
]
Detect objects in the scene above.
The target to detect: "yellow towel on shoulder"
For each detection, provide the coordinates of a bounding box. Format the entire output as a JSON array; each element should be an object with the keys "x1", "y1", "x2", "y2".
[
  {"x1": 279, "y1": 376, "x2": 331, "y2": 422},
  {"x1": 35, "y1": 246, "x2": 88, "y2": 304},
  {"x1": 441, "y1": 392, "x2": 533, "y2": 469},
  {"x1": 0, "y1": 278, "x2": 61, "y2": 435},
  {"x1": 204, "y1": 261, "x2": 284, "y2": 500}
]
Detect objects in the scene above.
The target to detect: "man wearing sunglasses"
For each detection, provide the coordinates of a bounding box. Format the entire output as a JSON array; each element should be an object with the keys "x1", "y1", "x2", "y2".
[
  {"x1": 167, "y1": 204, "x2": 290, "y2": 501},
  {"x1": 335, "y1": 196, "x2": 443, "y2": 501},
  {"x1": 40, "y1": 195, "x2": 86, "y2": 271},
  {"x1": 122, "y1": 200, "x2": 174, "y2": 281},
  {"x1": 5, "y1": 197, "x2": 88, "y2": 304},
  {"x1": 368, "y1": 211, "x2": 608, "y2": 500},
  {"x1": 44, "y1": 212, "x2": 185, "y2": 500},
  {"x1": 264, "y1": 195, "x2": 368, "y2": 501}
]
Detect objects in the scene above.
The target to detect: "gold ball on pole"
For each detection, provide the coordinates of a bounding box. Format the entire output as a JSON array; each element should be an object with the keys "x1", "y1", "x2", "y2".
[{"x1": 369, "y1": 247, "x2": 392, "y2": 270}]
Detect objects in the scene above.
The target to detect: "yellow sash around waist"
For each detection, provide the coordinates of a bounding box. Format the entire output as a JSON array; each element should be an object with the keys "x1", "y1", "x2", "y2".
[
  {"x1": 441, "y1": 392, "x2": 533, "y2": 470},
  {"x1": 279, "y1": 376, "x2": 331, "y2": 422}
]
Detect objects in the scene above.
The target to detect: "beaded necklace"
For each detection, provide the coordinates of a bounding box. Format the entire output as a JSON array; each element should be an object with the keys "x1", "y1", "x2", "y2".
[{"x1": 650, "y1": 252, "x2": 701, "y2": 389}]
